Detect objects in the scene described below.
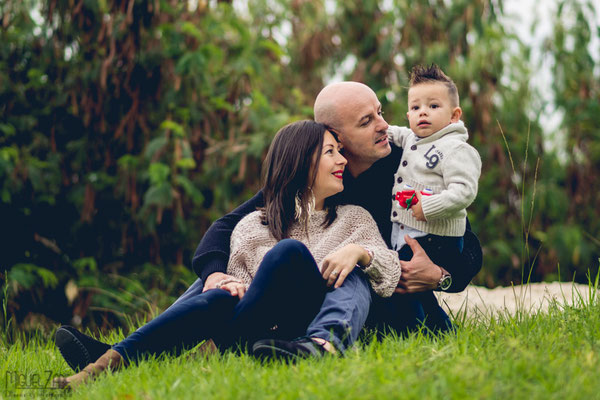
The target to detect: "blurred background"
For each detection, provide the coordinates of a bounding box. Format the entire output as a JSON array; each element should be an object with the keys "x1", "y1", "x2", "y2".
[{"x1": 1, "y1": 0, "x2": 599, "y2": 332}]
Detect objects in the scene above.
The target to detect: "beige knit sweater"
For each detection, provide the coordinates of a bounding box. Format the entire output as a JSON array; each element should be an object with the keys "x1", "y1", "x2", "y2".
[{"x1": 226, "y1": 205, "x2": 401, "y2": 297}]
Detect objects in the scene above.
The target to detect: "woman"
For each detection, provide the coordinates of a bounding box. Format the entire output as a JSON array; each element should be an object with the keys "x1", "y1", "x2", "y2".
[{"x1": 54, "y1": 120, "x2": 401, "y2": 388}]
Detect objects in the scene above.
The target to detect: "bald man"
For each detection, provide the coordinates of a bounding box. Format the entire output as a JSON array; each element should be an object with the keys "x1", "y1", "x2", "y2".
[{"x1": 56, "y1": 82, "x2": 482, "y2": 367}]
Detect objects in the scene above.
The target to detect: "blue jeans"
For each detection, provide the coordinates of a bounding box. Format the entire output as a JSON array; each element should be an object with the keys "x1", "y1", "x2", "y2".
[
  {"x1": 112, "y1": 239, "x2": 371, "y2": 362},
  {"x1": 172, "y1": 252, "x2": 447, "y2": 343}
]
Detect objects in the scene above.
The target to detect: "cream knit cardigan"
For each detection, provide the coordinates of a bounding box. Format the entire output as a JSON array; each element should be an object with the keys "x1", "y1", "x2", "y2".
[
  {"x1": 226, "y1": 205, "x2": 401, "y2": 297},
  {"x1": 388, "y1": 121, "x2": 481, "y2": 237}
]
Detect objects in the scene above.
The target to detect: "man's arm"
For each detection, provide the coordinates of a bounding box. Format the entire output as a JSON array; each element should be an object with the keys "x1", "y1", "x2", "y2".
[
  {"x1": 396, "y1": 219, "x2": 482, "y2": 294},
  {"x1": 192, "y1": 190, "x2": 264, "y2": 282}
]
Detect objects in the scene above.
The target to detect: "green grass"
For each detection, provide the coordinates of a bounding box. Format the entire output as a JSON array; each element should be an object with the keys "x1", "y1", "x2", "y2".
[{"x1": 2, "y1": 295, "x2": 599, "y2": 400}]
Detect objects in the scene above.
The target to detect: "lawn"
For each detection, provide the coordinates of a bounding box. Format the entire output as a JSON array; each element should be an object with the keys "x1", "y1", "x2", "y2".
[{"x1": 2, "y1": 294, "x2": 599, "y2": 400}]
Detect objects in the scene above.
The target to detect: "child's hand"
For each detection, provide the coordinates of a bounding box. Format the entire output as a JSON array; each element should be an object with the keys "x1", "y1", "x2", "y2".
[{"x1": 411, "y1": 191, "x2": 427, "y2": 221}]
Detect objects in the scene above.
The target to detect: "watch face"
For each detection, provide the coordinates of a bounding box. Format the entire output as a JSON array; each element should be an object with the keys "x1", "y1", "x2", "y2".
[{"x1": 440, "y1": 275, "x2": 452, "y2": 291}]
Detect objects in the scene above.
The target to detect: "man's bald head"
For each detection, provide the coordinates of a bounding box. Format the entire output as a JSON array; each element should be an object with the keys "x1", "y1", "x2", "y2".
[
  {"x1": 314, "y1": 81, "x2": 375, "y2": 128},
  {"x1": 313, "y1": 81, "x2": 390, "y2": 177}
]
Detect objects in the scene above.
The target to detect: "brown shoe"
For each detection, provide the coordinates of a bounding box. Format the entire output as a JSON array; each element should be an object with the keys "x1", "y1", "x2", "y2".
[
  {"x1": 52, "y1": 349, "x2": 124, "y2": 389},
  {"x1": 186, "y1": 338, "x2": 219, "y2": 360}
]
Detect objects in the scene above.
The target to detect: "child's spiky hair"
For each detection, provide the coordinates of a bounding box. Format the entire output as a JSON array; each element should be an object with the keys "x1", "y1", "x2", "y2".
[{"x1": 409, "y1": 64, "x2": 459, "y2": 106}]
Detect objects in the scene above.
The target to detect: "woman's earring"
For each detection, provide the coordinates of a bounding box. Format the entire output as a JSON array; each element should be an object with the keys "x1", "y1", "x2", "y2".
[
  {"x1": 294, "y1": 192, "x2": 303, "y2": 220},
  {"x1": 307, "y1": 188, "x2": 315, "y2": 214},
  {"x1": 295, "y1": 189, "x2": 315, "y2": 220}
]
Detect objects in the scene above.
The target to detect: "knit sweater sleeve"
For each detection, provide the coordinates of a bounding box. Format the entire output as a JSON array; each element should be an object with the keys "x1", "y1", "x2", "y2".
[
  {"x1": 192, "y1": 190, "x2": 264, "y2": 280},
  {"x1": 226, "y1": 211, "x2": 267, "y2": 286},
  {"x1": 421, "y1": 142, "x2": 481, "y2": 220},
  {"x1": 387, "y1": 125, "x2": 412, "y2": 148},
  {"x1": 340, "y1": 206, "x2": 402, "y2": 297}
]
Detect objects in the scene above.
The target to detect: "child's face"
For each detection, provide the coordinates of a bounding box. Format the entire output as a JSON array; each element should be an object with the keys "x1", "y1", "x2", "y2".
[{"x1": 406, "y1": 82, "x2": 461, "y2": 138}]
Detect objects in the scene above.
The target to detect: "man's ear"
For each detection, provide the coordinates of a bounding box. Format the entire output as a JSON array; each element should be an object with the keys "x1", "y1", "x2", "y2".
[{"x1": 451, "y1": 106, "x2": 462, "y2": 123}]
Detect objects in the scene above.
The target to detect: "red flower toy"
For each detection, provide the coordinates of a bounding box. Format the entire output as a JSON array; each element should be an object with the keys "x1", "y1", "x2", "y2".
[{"x1": 395, "y1": 185, "x2": 433, "y2": 209}]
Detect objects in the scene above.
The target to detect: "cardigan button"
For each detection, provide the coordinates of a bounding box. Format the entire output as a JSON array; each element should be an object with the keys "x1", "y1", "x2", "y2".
[
  {"x1": 400, "y1": 225, "x2": 404, "y2": 230},
  {"x1": 402, "y1": 160, "x2": 408, "y2": 167},
  {"x1": 397, "y1": 177, "x2": 403, "y2": 183},
  {"x1": 411, "y1": 145, "x2": 417, "y2": 150},
  {"x1": 392, "y1": 211, "x2": 397, "y2": 217}
]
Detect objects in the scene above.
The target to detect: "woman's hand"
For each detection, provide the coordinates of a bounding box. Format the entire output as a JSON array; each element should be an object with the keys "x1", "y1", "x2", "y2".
[
  {"x1": 203, "y1": 272, "x2": 230, "y2": 291},
  {"x1": 203, "y1": 272, "x2": 248, "y2": 299},
  {"x1": 218, "y1": 280, "x2": 248, "y2": 299},
  {"x1": 321, "y1": 244, "x2": 369, "y2": 289}
]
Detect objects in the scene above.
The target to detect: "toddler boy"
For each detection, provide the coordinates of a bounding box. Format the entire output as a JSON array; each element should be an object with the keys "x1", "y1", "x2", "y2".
[{"x1": 388, "y1": 64, "x2": 481, "y2": 290}]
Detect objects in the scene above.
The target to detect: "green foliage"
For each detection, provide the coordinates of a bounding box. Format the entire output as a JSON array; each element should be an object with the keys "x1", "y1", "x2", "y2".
[
  {"x1": 8, "y1": 264, "x2": 58, "y2": 291},
  {"x1": 0, "y1": 0, "x2": 599, "y2": 329}
]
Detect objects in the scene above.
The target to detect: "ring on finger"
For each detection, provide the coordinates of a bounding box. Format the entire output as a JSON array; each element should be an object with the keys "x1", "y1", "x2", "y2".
[{"x1": 331, "y1": 271, "x2": 339, "y2": 276}]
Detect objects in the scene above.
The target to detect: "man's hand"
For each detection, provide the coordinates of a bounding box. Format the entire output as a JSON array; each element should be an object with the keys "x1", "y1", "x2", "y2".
[
  {"x1": 395, "y1": 235, "x2": 442, "y2": 294},
  {"x1": 203, "y1": 272, "x2": 247, "y2": 299},
  {"x1": 411, "y1": 191, "x2": 426, "y2": 221}
]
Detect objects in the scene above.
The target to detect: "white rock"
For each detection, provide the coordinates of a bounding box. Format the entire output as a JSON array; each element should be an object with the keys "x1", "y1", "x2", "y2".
[{"x1": 436, "y1": 282, "x2": 598, "y2": 319}]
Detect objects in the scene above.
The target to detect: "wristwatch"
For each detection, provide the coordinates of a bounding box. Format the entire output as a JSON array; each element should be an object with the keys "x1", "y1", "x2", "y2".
[{"x1": 437, "y1": 270, "x2": 452, "y2": 291}]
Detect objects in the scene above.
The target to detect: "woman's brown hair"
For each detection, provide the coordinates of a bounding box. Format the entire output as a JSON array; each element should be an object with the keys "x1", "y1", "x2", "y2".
[{"x1": 261, "y1": 120, "x2": 338, "y2": 240}]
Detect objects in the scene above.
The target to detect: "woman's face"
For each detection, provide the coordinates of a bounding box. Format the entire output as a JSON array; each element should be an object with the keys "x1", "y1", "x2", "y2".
[{"x1": 312, "y1": 130, "x2": 347, "y2": 209}]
